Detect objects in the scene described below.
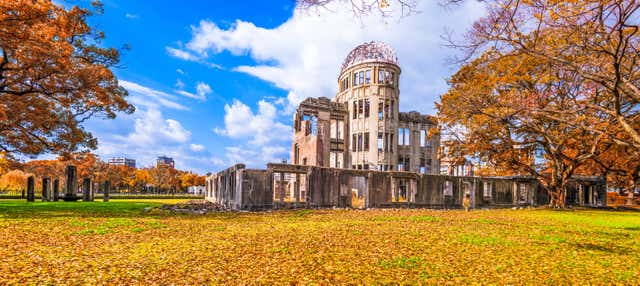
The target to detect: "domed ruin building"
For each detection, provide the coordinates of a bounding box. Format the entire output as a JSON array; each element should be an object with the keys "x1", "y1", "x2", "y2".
[{"x1": 291, "y1": 41, "x2": 440, "y2": 173}]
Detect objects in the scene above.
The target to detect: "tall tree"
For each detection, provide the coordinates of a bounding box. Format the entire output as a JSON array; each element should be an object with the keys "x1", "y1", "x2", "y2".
[
  {"x1": 0, "y1": 0, "x2": 134, "y2": 157},
  {"x1": 438, "y1": 51, "x2": 606, "y2": 207},
  {"x1": 445, "y1": 0, "x2": 640, "y2": 150}
]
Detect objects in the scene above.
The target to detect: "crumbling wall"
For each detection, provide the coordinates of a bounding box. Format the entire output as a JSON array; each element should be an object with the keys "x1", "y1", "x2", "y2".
[
  {"x1": 207, "y1": 163, "x2": 600, "y2": 210},
  {"x1": 238, "y1": 169, "x2": 273, "y2": 210}
]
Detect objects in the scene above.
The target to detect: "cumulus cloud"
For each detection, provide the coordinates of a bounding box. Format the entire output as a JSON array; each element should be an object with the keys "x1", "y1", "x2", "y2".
[
  {"x1": 213, "y1": 99, "x2": 291, "y2": 145},
  {"x1": 196, "y1": 82, "x2": 212, "y2": 98},
  {"x1": 223, "y1": 145, "x2": 289, "y2": 167},
  {"x1": 190, "y1": 144, "x2": 205, "y2": 152},
  {"x1": 169, "y1": 1, "x2": 485, "y2": 169},
  {"x1": 171, "y1": 1, "x2": 485, "y2": 113},
  {"x1": 86, "y1": 80, "x2": 215, "y2": 172},
  {"x1": 125, "y1": 108, "x2": 191, "y2": 145}
]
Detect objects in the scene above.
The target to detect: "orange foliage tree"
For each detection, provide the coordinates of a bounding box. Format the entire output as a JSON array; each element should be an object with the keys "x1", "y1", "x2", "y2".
[
  {"x1": 0, "y1": 0, "x2": 133, "y2": 157},
  {"x1": 0, "y1": 169, "x2": 28, "y2": 193},
  {"x1": 445, "y1": 0, "x2": 640, "y2": 151},
  {"x1": 149, "y1": 165, "x2": 180, "y2": 193},
  {"x1": 438, "y1": 51, "x2": 609, "y2": 208}
]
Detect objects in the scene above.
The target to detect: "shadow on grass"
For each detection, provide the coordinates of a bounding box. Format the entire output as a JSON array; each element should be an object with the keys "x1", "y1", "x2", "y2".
[{"x1": 567, "y1": 241, "x2": 630, "y2": 255}]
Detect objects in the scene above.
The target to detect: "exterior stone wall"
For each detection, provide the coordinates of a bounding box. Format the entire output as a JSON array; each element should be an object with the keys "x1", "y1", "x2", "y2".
[{"x1": 205, "y1": 164, "x2": 606, "y2": 211}]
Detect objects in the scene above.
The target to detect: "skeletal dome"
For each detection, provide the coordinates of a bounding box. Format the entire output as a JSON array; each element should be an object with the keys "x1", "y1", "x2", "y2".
[{"x1": 340, "y1": 41, "x2": 399, "y2": 73}]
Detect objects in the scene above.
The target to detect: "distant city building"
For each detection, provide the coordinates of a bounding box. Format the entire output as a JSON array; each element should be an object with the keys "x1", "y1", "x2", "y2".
[
  {"x1": 108, "y1": 157, "x2": 136, "y2": 168},
  {"x1": 156, "y1": 156, "x2": 175, "y2": 168}
]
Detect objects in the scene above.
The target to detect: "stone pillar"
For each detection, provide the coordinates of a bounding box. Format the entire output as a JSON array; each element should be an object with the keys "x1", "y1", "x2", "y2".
[
  {"x1": 27, "y1": 176, "x2": 35, "y2": 202},
  {"x1": 294, "y1": 173, "x2": 300, "y2": 206},
  {"x1": 42, "y1": 178, "x2": 50, "y2": 202},
  {"x1": 82, "y1": 178, "x2": 92, "y2": 202},
  {"x1": 53, "y1": 179, "x2": 60, "y2": 202},
  {"x1": 279, "y1": 172, "x2": 285, "y2": 205},
  {"x1": 64, "y1": 165, "x2": 78, "y2": 201},
  {"x1": 103, "y1": 180, "x2": 110, "y2": 202}
]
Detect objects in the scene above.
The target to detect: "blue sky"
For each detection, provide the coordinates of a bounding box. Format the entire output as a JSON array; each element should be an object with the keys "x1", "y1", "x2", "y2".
[{"x1": 61, "y1": 0, "x2": 486, "y2": 174}]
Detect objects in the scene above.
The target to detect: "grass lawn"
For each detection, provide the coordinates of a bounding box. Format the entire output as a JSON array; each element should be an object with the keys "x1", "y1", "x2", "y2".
[{"x1": 0, "y1": 200, "x2": 639, "y2": 284}]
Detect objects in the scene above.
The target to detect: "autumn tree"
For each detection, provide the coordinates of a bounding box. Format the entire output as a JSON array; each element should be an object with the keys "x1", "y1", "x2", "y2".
[
  {"x1": 445, "y1": 0, "x2": 640, "y2": 151},
  {"x1": 0, "y1": 152, "x2": 19, "y2": 176},
  {"x1": 0, "y1": 0, "x2": 134, "y2": 158},
  {"x1": 131, "y1": 168, "x2": 152, "y2": 193},
  {"x1": 438, "y1": 51, "x2": 609, "y2": 207},
  {"x1": 576, "y1": 135, "x2": 640, "y2": 191},
  {"x1": 0, "y1": 169, "x2": 28, "y2": 194},
  {"x1": 149, "y1": 165, "x2": 180, "y2": 193}
]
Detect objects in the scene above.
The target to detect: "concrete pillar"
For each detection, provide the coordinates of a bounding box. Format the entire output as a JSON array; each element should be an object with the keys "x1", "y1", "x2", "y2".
[
  {"x1": 27, "y1": 176, "x2": 35, "y2": 202},
  {"x1": 42, "y1": 178, "x2": 50, "y2": 202},
  {"x1": 578, "y1": 184, "x2": 584, "y2": 206},
  {"x1": 53, "y1": 179, "x2": 59, "y2": 202},
  {"x1": 64, "y1": 165, "x2": 78, "y2": 201},
  {"x1": 295, "y1": 173, "x2": 300, "y2": 206},
  {"x1": 103, "y1": 180, "x2": 110, "y2": 202},
  {"x1": 82, "y1": 178, "x2": 92, "y2": 202},
  {"x1": 279, "y1": 172, "x2": 285, "y2": 205}
]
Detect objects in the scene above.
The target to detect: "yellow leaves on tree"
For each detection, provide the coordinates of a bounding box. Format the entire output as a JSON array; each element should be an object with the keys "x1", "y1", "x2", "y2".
[
  {"x1": 0, "y1": 169, "x2": 28, "y2": 192},
  {"x1": 440, "y1": 0, "x2": 640, "y2": 201},
  {"x1": 0, "y1": 0, "x2": 134, "y2": 158}
]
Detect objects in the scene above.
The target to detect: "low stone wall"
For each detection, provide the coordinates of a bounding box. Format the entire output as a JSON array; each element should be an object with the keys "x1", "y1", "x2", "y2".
[{"x1": 205, "y1": 164, "x2": 604, "y2": 210}]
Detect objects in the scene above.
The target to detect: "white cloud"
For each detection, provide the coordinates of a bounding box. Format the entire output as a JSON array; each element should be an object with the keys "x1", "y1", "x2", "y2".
[
  {"x1": 176, "y1": 90, "x2": 201, "y2": 100},
  {"x1": 175, "y1": 78, "x2": 185, "y2": 89},
  {"x1": 176, "y1": 69, "x2": 185, "y2": 75},
  {"x1": 175, "y1": 82, "x2": 210, "y2": 101},
  {"x1": 196, "y1": 82, "x2": 212, "y2": 98},
  {"x1": 120, "y1": 80, "x2": 188, "y2": 110},
  {"x1": 174, "y1": 1, "x2": 485, "y2": 113},
  {"x1": 190, "y1": 144, "x2": 205, "y2": 152},
  {"x1": 214, "y1": 99, "x2": 291, "y2": 145},
  {"x1": 166, "y1": 47, "x2": 202, "y2": 62},
  {"x1": 85, "y1": 80, "x2": 215, "y2": 172},
  {"x1": 125, "y1": 13, "x2": 138, "y2": 19},
  {"x1": 223, "y1": 145, "x2": 289, "y2": 167},
  {"x1": 166, "y1": 47, "x2": 223, "y2": 69},
  {"x1": 170, "y1": 1, "x2": 485, "y2": 169},
  {"x1": 125, "y1": 108, "x2": 191, "y2": 145}
]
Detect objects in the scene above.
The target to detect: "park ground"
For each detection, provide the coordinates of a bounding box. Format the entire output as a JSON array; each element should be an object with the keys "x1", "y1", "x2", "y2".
[{"x1": 0, "y1": 200, "x2": 639, "y2": 284}]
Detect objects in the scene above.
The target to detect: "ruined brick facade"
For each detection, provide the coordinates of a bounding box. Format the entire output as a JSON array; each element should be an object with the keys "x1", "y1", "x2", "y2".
[
  {"x1": 292, "y1": 41, "x2": 440, "y2": 173},
  {"x1": 205, "y1": 164, "x2": 607, "y2": 210}
]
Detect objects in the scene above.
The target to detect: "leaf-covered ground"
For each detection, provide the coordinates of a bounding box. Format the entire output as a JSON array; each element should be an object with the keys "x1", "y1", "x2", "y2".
[{"x1": 1, "y1": 200, "x2": 639, "y2": 284}]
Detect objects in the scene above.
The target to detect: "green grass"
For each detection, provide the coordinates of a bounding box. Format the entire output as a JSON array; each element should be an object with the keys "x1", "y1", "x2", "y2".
[
  {"x1": 0, "y1": 199, "x2": 191, "y2": 218},
  {"x1": 0, "y1": 200, "x2": 639, "y2": 284}
]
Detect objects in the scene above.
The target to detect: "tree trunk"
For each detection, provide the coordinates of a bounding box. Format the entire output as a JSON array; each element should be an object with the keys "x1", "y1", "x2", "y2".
[{"x1": 547, "y1": 185, "x2": 566, "y2": 209}]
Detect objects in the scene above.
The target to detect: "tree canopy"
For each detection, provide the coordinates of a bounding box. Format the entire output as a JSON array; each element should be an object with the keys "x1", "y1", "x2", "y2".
[
  {"x1": 0, "y1": 0, "x2": 133, "y2": 158},
  {"x1": 439, "y1": 0, "x2": 640, "y2": 204}
]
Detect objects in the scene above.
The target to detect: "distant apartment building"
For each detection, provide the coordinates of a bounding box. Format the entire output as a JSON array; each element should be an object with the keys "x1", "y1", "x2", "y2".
[
  {"x1": 156, "y1": 156, "x2": 175, "y2": 168},
  {"x1": 108, "y1": 157, "x2": 136, "y2": 168}
]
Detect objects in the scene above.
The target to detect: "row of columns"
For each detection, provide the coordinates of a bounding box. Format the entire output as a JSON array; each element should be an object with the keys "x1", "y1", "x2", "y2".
[{"x1": 25, "y1": 165, "x2": 110, "y2": 202}]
